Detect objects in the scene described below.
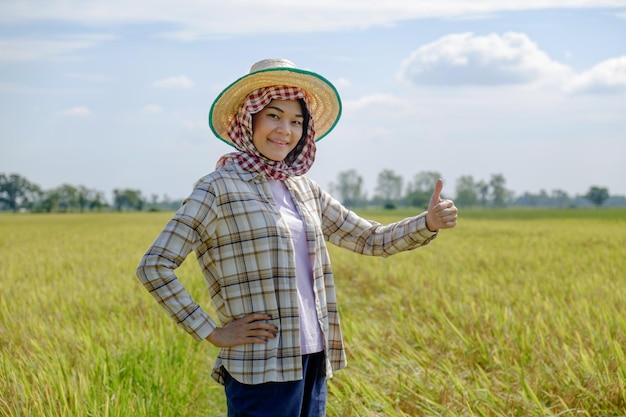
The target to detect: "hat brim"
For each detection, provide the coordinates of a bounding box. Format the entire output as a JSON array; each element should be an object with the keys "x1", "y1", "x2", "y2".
[{"x1": 209, "y1": 67, "x2": 341, "y2": 146}]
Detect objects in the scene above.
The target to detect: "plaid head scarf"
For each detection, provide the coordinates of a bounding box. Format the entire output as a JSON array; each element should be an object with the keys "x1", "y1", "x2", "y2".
[{"x1": 216, "y1": 86, "x2": 317, "y2": 181}]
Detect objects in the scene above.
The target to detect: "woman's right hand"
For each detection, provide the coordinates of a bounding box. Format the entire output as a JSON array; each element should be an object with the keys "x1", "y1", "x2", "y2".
[{"x1": 206, "y1": 313, "x2": 278, "y2": 348}]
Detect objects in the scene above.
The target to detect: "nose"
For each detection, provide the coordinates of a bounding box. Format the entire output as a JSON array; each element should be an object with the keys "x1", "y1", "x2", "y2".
[{"x1": 275, "y1": 120, "x2": 290, "y2": 135}]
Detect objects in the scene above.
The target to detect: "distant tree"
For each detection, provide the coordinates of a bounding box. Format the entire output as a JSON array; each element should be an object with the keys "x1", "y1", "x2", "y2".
[
  {"x1": 405, "y1": 171, "x2": 440, "y2": 208},
  {"x1": 477, "y1": 180, "x2": 489, "y2": 207},
  {"x1": 39, "y1": 190, "x2": 58, "y2": 213},
  {"x1": 375, "y1": 169, "x2": 403, "y2": 209},
  {"x1": 405, "y1": 189, "x2": 429, "y2": 209},
  {"x1": 584, "y1": 186, "x2": 609, "y2": 207},
  {"x1": 113, "y1": 188, "x2": 145, "y2": 211},
  {"x1": 149, "y1": 194, "x2": 159, "y2": 210},
  {"x1": 455, "y1": 175, "x2": 479, "y2": 207},
  {"x1": 489, "y1": 174, "x2": 512, "y2": 208},
  {"x1": 515, "y1": 190, "x2": 546, "y2": 207},
  {"x1": 88, "y1": 190, "x2": 107, "y2": 211},
  {"x1": 0, "y1": 173, "x2": 35, "y2": 212},
  {"x1": 331, "y1": 169, "x2": 367, "y2": 207},
  {"x1": 159, "y1": 194, "x2": 173, "y2": 210},
  {"x1": 408, "y1": 171, "x2": 440, "y2": 194},
  {"x1": 551, "y1": 189, "x2": 572, "y2": 208},
  {"x1": 56, "y1": 184, "x2": 78, "y2": 212},
  {"x1": 21, "y1": 184, "x2": 44, "y2": 211},
  {"x1": 513, "y1": 189, "x2": 573, "y2": 207},
  {"x1": 77, "y1": 186, "x2": 92, "y2": 212}
]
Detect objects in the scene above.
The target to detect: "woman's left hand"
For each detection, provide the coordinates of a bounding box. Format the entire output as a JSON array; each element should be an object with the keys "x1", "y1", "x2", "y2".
[{"x1": 426, "y1": 179, "x2": 458, "y2": 232}]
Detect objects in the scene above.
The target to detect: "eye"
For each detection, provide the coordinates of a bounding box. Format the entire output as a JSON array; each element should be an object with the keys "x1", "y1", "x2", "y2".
[{"x1": 291, "y1": 120, "x2": 302, "y2": 126}]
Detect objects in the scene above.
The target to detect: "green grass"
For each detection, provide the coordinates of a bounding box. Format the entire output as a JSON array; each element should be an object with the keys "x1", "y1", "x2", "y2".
[{"x1": 1, "y1": 209, "x2": 625, "y2": 416}]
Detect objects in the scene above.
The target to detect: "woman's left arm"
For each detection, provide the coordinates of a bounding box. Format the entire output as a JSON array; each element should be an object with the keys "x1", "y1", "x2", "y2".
[{"x1": 318, "y1": 179, "x2": 457, "y2": 257}]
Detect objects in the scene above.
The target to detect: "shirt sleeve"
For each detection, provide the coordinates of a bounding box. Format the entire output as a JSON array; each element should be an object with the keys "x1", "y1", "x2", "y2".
[
  {"x1": 136, "y1": 184, "x2": 218, "y2": 341},
  {"x1": 318, "y1": 187, "x2": 438, "y2": 257}
]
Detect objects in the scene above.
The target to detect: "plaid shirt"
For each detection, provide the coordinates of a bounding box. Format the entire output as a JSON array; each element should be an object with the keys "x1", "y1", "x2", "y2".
[{"x1": 136, "y1": 160, "x2": 438, "y2": 385}]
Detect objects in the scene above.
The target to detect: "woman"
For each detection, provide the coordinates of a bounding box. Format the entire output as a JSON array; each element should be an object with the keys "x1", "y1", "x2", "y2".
[{"x1": 136, "y1": 58, "x2": 458, "y2": 417}]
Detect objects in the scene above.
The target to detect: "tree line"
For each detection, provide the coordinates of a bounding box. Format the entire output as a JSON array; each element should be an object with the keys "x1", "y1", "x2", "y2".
[
  {"x1": 329, "y1": 169, "x2": 615, "y2": 209},
  {"x1": 0, "y1": 171, "x2": 618, "y2": 213},
  {"x1": 0, "y1": 173, "x2": 181, "y2": 213}
]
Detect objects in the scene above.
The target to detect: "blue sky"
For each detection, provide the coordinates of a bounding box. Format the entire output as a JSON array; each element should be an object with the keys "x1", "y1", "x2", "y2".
[{"x1": 1, "y1": 1, "x2": 625, "y2": 201}]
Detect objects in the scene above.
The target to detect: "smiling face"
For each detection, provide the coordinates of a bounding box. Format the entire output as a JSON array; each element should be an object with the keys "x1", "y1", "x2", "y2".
[{"x1": 251, "y1": 99, "x2": 304, "y2": 162}]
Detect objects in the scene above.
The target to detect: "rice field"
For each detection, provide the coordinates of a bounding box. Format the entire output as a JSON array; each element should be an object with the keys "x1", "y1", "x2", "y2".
[{"x1": 1, "y1": 209, "x2": 625, "y2": 416}]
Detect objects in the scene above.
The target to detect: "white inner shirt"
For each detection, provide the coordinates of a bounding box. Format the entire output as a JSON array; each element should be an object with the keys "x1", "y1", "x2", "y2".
[{"x1": 268, "y1": 179, "x2": 324, "y2": 354}]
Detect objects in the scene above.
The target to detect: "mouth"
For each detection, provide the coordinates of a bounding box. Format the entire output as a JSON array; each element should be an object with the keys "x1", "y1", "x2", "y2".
[{"x1": 268, "y1": 138, "x2": 289, "y2": 147}]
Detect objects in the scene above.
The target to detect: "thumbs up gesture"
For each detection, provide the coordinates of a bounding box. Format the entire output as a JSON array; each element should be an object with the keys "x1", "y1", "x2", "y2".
[{"x1": 425, "y1": 179, "x2": 458, "y2": 232}]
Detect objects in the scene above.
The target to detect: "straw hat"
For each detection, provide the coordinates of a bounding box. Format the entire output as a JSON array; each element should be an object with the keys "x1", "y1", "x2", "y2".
[{"x1": 209, "y1": 58, "x2": 342, "y2": 146}]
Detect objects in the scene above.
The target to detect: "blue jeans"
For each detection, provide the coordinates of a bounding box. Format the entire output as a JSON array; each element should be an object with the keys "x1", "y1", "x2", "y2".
[{"x1": 223, "y1": 352, "x2": 327, "y2": 417}]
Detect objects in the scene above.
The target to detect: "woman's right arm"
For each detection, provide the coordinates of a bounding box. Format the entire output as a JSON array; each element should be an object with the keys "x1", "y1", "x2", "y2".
[
  {"x1": 136, "y1": 181, "x2": 279, "y2": 346},
  {"x1": 135, "y1": 185, "x2": 218, "y2": 342}
]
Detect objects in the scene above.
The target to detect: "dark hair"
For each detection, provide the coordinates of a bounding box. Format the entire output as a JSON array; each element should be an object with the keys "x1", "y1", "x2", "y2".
[
  {"x1": 284, "y1": 99, "x2": 312, "y2": 164},
  {"x1": 298, "y1": 98, "x2": 311, "y2": 141}
]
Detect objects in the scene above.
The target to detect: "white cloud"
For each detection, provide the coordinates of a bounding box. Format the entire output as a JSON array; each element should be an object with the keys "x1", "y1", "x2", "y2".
[
  {"x1": 61, "y1": 106, "x2": 91, "y2": 117},
  {"x1": 152, "y1": 76, "x2": 193, "y2": 89},
  {"x1": 398, "y1": 32, "x2": 572, "y2": 87},
  {"x1": 565, "y1": 56, "x2": 626, "y2": 94},
  {"x1": 0, "y1": 34, "x2": 115, "y2": 62},
  {"x1": 1, "y1": 0, "x2": 625, "y2": 38}
]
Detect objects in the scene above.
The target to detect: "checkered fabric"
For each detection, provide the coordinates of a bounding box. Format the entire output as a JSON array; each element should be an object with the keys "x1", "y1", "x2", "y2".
[
  {"x1": 216, "y1": 86, "x2": 316, "y2": 181},
  {"x1": 136, "y1": 161, "x2": 439, "y2": 386}
]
